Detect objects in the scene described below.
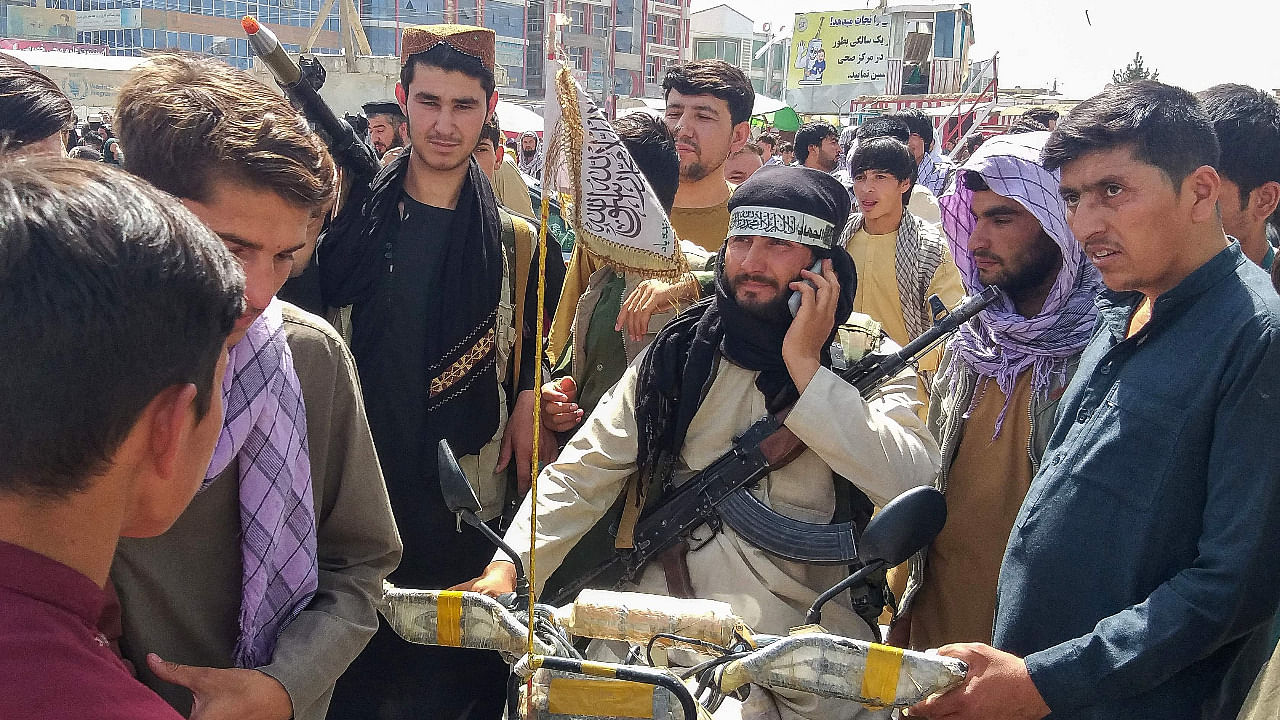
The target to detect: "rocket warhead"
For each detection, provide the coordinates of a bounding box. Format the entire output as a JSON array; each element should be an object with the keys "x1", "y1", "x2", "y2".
[{"x1": 242, "y1": 15, "x2": 300, "y2": 86}]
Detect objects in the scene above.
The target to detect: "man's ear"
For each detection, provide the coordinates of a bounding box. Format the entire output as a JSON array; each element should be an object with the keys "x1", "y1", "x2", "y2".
[
  {"x1": 488, "y1": 91, "x2": 500, "y2": 119},
  {"x1": 728, "y1": 121, "x2": 751, "y2": 155},
  {"x1": 1185, "y1": 164, "x2": 1222, "y2": 224},
  {"x1": 1249, "y1": 181, "x2": 1280, "y2": 224},
  {"x1": 395, "y1": 82, "x2": 408, "y2": 114},
  {"x1": 143, "y1": 383, "x2": 200, "y2": 487}
]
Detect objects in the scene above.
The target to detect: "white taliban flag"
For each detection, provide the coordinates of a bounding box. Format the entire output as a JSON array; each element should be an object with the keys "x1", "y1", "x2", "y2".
[{"x1": 541, "y1": 60, "x2": 687, "y2": 278}]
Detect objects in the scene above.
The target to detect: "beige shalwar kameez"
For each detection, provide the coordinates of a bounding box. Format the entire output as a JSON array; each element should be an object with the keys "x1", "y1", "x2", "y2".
[{"x1": 501, "y1": 339, "x2": 941, "y2": 720}]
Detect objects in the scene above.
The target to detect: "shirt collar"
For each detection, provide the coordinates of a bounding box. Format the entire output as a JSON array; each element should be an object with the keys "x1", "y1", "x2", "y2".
[
  {"x1": 1096, "y1": 242, "x2": 1246, "y2": 315},
  {"x1": 0, "y1": 539, "x2": 104, "y2": 627}
]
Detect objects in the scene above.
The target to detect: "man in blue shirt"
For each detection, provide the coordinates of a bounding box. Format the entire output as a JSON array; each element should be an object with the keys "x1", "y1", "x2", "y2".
[{"x1": 911, "y1": 81, "x2": 1280, "y2": 720}]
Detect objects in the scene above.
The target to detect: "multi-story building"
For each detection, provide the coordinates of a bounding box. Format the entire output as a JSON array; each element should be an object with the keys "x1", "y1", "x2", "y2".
[
  {"x1": 2, "y1": 0, "x2": 692, "y2": 101},
  {"x1": 1, "y1": 0, "x2": 343, "y2": 70},
  {"x1": 689, "y1": 3, "x2": 786, "y2": 100},
  {"x1": 526, "y1": 0, "x2": 688, "y2": 104},
  {"x1": 358, "y1": 0, "x2": 530, "y2": 96}
]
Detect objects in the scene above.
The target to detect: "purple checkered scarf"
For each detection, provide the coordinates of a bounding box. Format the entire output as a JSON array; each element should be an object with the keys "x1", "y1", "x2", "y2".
[
  {"x1": 204, "y1": 299, "x2": 318, "y2": 668},
  {"x1": 939, "y1": 132, "x2": 1101, "y2": 435}
]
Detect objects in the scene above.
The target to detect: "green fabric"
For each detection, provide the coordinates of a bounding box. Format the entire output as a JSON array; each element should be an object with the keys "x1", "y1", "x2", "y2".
[
  {"x1": 551, "y1": 272, "x2": 630, "y2": 419},
  {"x1": 770, "y1": 106, "x2": 801, "y2": 132}
]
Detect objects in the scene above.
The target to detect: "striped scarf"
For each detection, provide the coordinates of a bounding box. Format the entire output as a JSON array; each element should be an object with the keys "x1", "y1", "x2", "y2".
[
  {"x1": 939, "y1": 132, "x2": 1101, "y2": 435},
  {"x1": 204, "y1": 299, "x2": 318, "y2": 668},
  {"x1": 841, "y1": 208, "x2": 947, "y2": 341}
]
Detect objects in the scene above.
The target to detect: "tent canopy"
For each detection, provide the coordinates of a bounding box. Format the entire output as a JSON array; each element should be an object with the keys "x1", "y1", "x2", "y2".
[{"x1": 495, "y1": 100, "x2": 543, "y2": 134}]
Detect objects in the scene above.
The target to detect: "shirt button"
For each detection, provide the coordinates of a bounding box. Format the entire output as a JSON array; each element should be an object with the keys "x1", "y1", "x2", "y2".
[
  {"x1": 595, "y1": 363, "x2": 604, "y2": 372},
  {"x1": 1052, "y1": 455, "x2": 1062, "y2": 465},
  {"x1": 1076, "y1": 407, "x2": 1090, "y2": 423},
  {"x1": 1100, "y1": 362, "x2": 1112, "y2": 375}
]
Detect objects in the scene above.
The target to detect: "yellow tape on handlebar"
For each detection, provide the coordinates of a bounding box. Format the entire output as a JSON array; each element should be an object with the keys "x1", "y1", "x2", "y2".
[
  {"x1": 547, "y1": 677, "x2": 654, "y2": 718},
  {"x1": 860, "y1": 643, "x2": 903, "y2": 707},
  {"x1": 436, "y1": 591, "x2": 463, "y2": 647}
]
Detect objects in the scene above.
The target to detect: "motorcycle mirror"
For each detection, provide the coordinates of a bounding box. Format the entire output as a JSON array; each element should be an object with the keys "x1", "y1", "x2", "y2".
[
  {"x1": 437, "y1": 439, "x2": 482, "y2": 516},
  {"x1": 856, "y1": 486, "x2": 947, "y2": 566}
]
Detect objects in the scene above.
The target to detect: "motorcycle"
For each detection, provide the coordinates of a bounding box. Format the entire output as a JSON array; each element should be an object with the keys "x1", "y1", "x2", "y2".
[{"x1": 378, "y1": 440, "x2": 967, "y2": 719}]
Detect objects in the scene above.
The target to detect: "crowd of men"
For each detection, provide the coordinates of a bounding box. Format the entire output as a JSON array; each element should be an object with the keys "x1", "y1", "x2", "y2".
[{"x1": 1, "y1": 23, "x2": 1280, "y2": 720}]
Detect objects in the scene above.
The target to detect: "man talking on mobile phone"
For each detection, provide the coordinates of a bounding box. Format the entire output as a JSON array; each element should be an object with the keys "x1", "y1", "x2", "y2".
[{"x1": 462, "y1": 166, "x2": 940, "y2": 720}]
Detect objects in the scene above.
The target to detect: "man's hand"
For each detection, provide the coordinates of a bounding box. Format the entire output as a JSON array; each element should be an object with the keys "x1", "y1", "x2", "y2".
[
  {"x1": 782, "y1": 258, "x2": 839, "y2": 395},
  {"x1": 615, "y1": 276, "x2": 697, "y2": 342},
  {"x1": 496, "y1": 389, "x2": 560, "y2": 493},
  {"x1": 907, "y1": 644, "x2": 1050, "y2": 720},
  {"x1": 450, "y1": 561, "x2": 518, "y2": 598},
  {"x1": 541, "y1": 376, "x2": 582, "y2": 433},
  {"x1": 146, "y1": 654, "x2": 292, "y2": 720}
]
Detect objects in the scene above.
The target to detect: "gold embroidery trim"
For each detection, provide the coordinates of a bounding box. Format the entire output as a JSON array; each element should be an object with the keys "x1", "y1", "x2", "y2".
[{"x1": 429, "y1": 327, "x2": 495, "y2": 398}]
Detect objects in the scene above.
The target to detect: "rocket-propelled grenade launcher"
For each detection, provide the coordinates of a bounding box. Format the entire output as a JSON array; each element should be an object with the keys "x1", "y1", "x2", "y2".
[{"x1": 242, "y1": 15, "x2": 381, "y2": 182}]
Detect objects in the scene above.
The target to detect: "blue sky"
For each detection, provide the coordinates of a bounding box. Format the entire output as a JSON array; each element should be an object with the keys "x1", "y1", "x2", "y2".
[{"x1": 695, "y1": 0, "x2": 1280, "y2": 98}]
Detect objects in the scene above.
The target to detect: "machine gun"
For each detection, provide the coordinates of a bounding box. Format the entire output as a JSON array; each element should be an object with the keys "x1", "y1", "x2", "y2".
[{"x1": 548, "y1": 287, "x2": 999, "y2": 607}]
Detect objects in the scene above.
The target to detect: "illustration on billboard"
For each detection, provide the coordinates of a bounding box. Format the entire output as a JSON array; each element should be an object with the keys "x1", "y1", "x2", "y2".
[{"x1": 789, "y1": 11, "x2": 890, "y2": 90}]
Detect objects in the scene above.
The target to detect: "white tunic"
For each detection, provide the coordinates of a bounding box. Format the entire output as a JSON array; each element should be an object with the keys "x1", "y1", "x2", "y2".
[{"x1": 502, "y1": 349, "x2": 940, "y2": 720}]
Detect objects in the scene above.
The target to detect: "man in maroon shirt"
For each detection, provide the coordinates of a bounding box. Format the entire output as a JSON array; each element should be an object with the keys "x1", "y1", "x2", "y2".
[{"x1": 0, "y1": 158, "x2": 244, "y2": 718}]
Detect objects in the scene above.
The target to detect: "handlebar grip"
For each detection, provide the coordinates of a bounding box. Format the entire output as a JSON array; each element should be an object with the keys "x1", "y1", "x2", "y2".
[
  {"x1": 717, "y1": 633, "x2": 967, "y2": 708},
  {"x1": 556, "y1": 589, "x2": 742, "y2": 647},
  {"x1": 380, "y1": 583, "x2": 553, "y2": 656}
]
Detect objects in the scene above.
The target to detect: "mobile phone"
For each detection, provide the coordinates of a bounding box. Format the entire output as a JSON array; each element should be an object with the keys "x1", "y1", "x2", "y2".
[{"x1": 788, "y1": 259, "x2": 824, "y2": 317}]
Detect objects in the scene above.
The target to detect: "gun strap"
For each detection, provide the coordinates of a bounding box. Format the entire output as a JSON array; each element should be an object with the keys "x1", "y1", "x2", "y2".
[{"x1": 503, "y1": 211, "x2": 536, "y2": 393}]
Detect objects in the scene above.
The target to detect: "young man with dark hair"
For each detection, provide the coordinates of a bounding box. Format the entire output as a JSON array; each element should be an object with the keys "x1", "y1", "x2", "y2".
[
  {"x1": 474, "y1": 111, "x2": 536, "y2": 218},
  {"x1": 662, "y1": 59, "x2": 755, "y2": 251},
  {"x1": 887, "y1": 108, "x2": 954, "y2": 196},
  {"x1": 1196, "y1": 84, "x2": 1280, "y2": 269},
  {"x1": 759, "y1": 131, "x2": 778, "y2": 164},
  {"x1": 362, "y1": 100, "x2": 408, "y2": 161},
  {"x1": 841, "y1": 136, "x2": 964, "y2": 398},
  {"x1": 893, "y1": 132, "x2": 1100, "y2": 653},
  {"x1": 913, "y1": 81, "x2": 1280, "y2": 720},
  {"x1": 723, "y1": 139, "x2": 764, "y2": 184},
  {"x1": 110, "y1": 53, "x2": 402, "y2": 720},
  {"x1": 796, "y1": 121, "x2": 840, "y2": 172},
  {"x1": 855, "y1": 116, "x2": 943, "y2": 224},
  {"x1": 0, "y1": 158, "x2": 244, "y2": 720},
  {"x1": 319, "y1": 25, "x2": 563, "y2": 719},
  {"x1": 0, "y1": 53, "x2": 74, "y2": 156}
]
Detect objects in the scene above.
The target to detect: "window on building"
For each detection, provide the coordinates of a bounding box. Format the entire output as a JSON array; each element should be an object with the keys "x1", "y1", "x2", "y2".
[
  {"x1": 695, "y1": 40, "x2": 716, "y2": 60},
  {"x1": 645, "y1": 56, "x2": 657, "y2": 84},
  {"x1": 646, "y1": 15, "x2": 657, "y2": 43},
  {"x1": 485, "y1": 1, "x2": 523, "y2": 38},
  {"x1": 568, "y1": 45, "x2": 586, "y2": 71},
  {"x1": 590, "y1": 5, "x2": 607, "y2": 38},
  {"x1": 662, "y1": 16, "x2": 678, "y2": 47},
  {"x1": 751, "y1": 39, "x2": 765, "y2": 69},
  {"x1": 568, "y1": 2, "x2": 585, "y2": 33},
  {"x1": 722, "y1": 39, "x2": 739, "y2": 66},
  {"x1": 615, "y1": 28, "x2": 633, "y2": 54}
]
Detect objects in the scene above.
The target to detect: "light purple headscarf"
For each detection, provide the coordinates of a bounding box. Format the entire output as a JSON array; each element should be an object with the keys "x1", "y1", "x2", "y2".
[
  {"x1": 939, "y1": 131, "x2": 1101, "y2": 435},
  {"x1": 205, "y1": 298, "x2": 318, "y2": 668}
]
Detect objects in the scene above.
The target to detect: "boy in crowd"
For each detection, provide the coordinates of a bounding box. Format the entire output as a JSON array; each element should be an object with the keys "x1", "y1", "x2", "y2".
[
  {"x1": 0, "y1": 158, "x2": 243, "y2": 719},
  {"x1": 110, "y1": 53, "x2": 402, "y2": 720}
]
